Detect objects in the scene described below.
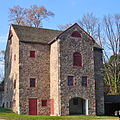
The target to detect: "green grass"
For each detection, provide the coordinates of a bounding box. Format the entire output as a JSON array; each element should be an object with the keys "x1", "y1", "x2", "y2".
[{"x1": 0, "y1": 108, "x2": 118, "y2": 120}]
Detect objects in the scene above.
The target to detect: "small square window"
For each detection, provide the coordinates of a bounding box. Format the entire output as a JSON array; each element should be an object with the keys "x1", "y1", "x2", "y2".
[
  {"x1": 30, "y1": 78, "x2": 36, "y2": 87},
  {"x1": 14, "y1": 80, "x2": 16, "y2": 89},
  {"x1": 82, "y1": 76, "x2": 87, "y2": 87},
  {"x1": 42, "y1": 100, "x2": 47, "y2": 106},
  {"x1": 30, "y1": 51, "x2": 35, "y2": 58},
  {"x1": 68, "y1": 76, "x2": 74, "y2": 86},
  {"x1": 73, "y1": 98, "x2": 78, "y2": 105}
]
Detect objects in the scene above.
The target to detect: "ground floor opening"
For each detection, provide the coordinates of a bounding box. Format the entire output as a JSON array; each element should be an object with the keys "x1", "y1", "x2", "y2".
[{"x1": 69, "y1": 97, "x2": 88, "y2": 115}]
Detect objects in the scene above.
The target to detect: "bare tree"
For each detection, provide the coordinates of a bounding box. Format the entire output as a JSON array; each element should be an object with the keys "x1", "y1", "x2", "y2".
[
  {"x1": 103, "y1": 14, "x2": 120, "y2": 95},
  {"x1": 0, "y1": 50, "x2": 5, "y2": 62},
  {"x1": 9, "y1": 5, "x2": 27, "y2": 25},
  {"x1": 25, "y1": 5, "x2": 54, "y2": 27},
  {"x1": 58, "y1": 13, "x2": 103, "y2": 44},
  {"x1": 78, "y1": 13, "x2": 101, "y2": 40},
  {"x1": 0, "y1": 50, "x2": 4, "y2": 82},
  {"x1": 9, "y1": 5, "x2": 55, "y2": 27},
  {"x1": 58, "y1": 23, "x2": 72, "y2": 30},
  {"x1": 103, "y1": 14, "x2": 120, "y2": 55}
]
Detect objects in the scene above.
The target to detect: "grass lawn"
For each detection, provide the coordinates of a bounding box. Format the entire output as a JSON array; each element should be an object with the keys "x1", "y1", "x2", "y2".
[{"x1": 0, "y1": 107, "x2": 118, "y2": 120}]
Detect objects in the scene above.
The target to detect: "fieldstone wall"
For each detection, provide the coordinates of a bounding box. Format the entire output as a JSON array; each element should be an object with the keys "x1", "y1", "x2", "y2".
[
  {"x1": 3, "y1": 25, "x2": 20, "y2": 113},
  {"x1": 94, "y1": 48, "x2": 104, "y2": 115},
  {"x1": 19, "y1": 42, "x2": 50, "y2": 115},
  {"x1": 58, "y1": 25, "x2": 96, "y2": 116},
  {"x1": 0, "y1": 91, "x2": 3, "y2": 107}
]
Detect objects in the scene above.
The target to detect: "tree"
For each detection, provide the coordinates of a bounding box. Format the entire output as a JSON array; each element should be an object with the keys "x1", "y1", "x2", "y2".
[
  {"x1": 58, "y1": 23, "x2": 72, "y2": 30},
  {"x1": 102, "y1": 14, "x2": 120, "y2": 94},
  {"x1": 9, "y1": 5, "x2": 54, "y2": 27},
  {"x1": 78, "y1": 13, "x2": 100, "y2": 40},
  {"x1": 0, "y1": 50, "x2": 4, "y2": 82},
  {"x1": 104, "y1": 54, "x2": 120, "y2": 94},
  {"x1": 0, "y1": 50, "x2": 5, "y2": 62},
  {"x1": 103, "y1": 14, "x2": 120, "y2": 56},
  {"x1": 58, "y1": 13, "x2": 103, "y2": 45},
  {"x1": 9, "y1": 5, "x2": 27, "y2": 25}
]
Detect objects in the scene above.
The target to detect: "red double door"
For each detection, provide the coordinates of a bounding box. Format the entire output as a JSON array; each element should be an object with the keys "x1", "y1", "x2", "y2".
[{"x1": 29, "y1": 99, "x2": 37, "y2": 115}]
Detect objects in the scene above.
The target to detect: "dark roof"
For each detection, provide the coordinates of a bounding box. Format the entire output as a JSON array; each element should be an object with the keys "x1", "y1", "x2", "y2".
[
  {"x1": 12, "y1": 24, "x2": 62, "y2": 44},
  {"x1": 11, "y1": 24, "x2": 102, "y2": 49},
  {"x1": 104, "y1": 95, "x2": 120, "y2": 103}
]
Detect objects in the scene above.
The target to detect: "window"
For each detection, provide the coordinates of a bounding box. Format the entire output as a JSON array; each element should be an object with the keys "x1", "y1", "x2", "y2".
[
  {"x1": 82, "y1": 76, "x2": 87, "y2": 87},
  {"x1": 68, "y1": 76, "x2": 74, "y2": 86},
  {"x1": 30, "y1": 51, "x2": 35, "y2": 58},
  {"x1": 41, "y1": 100, "x2": 47, "y2": 106},
  {"x1": 14, "y1": 54, "x2": 16, "y2": 61},
  {"x1": 73, "y1": 52, "x2": 82, "y2": 66},
  {"x1": 14, "y1": 80, "x2": 16, "y2": 89},
  {"x1": 73, "y1": 98, "x2": 78, "y2": 105},
  {"x1": 71, "y1": 31, "x2": 82, "y2": 38},
  {"x1": 30, "y1": 78, "x2": 36, "y2": 87}
]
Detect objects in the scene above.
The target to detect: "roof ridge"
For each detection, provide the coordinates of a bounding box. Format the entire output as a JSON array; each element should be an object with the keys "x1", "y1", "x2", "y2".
[{"x1": 11, "y1": 24, "x2": 63, "y2": 32}]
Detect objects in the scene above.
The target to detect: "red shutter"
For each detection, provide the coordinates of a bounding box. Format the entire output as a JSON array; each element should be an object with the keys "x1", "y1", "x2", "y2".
[
  {"x1": 29, "y1": 99, "x2": 37, "y2": 115},
  {"x1": 50, "y1": 99, "x2": 54, "y2": 115},
  {"x1": 73, "y1": 52, "x2": 82, "y2": 66},
  {"x1": 14, "y1": 54, "x2": 16, "y2": 61}
]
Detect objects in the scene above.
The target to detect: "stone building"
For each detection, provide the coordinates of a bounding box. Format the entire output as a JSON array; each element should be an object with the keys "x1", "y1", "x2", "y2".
[
  {"x1": 3, "y1": 23, "x2": 104, "y2": 116},
  {"x1": 0, "y1": 81, "x2": 4, "y2": 107}
]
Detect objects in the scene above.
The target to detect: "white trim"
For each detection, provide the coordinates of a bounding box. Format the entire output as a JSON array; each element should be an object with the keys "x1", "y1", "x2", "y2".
[{"x1": 85, "y1": 99, "x2": 88, "y2": 115}]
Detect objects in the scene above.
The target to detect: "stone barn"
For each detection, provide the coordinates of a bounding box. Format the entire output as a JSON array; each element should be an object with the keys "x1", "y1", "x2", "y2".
[{"x1": 3, "y1": 23, "x2": 104, "y2": 116}]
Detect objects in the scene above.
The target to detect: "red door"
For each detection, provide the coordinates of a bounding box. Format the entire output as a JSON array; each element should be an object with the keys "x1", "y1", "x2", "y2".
[
  {"x1": 50, "y1": 99, "x2": 54, "y2": 115},
  {"x1": 29, "y1": 98, "x2": 37, "y2": 115}
]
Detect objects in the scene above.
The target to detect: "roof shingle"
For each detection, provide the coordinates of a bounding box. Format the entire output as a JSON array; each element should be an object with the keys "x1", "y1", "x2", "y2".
[
  {"x1": 12, "y1": 24, "x2": 62, "y2": 44},
  {"x1": 12, "y1": 24, "x2": 102, "y2": 49}
]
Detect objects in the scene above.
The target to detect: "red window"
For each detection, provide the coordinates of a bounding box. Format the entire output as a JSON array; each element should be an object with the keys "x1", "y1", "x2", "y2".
[
  {"x1": 73, "y1": 52, "x2": 82, "y2": 66},
  {"x1": 30, "y1": 51, "x2": 35, "y2": 58},
  {"x1": 71, "y1": 31, "x2": 82, "y2": 38},
  {"x1": 68, "y1": 76, "x2": 74, "y2": 86},
  {"x1": 14, "y1": 54, "x2": 16, "y2": 61},
  {"x1": 14, "y1": 80, "x2": 16, "y2": 89},
  {"x1": 41, "y1": 100, "x2": 47, "y2": 106},
  {"x1": 30, "y1": 78, "x2": 36, "y2": 87},
  {"x1": 82, "y1": 76, "x2": 88, "y2": 87}
]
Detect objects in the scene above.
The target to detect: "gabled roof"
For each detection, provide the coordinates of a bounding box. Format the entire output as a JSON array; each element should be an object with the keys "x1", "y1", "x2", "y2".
[
  {"x1": 57, "y1": 23, "x2": 95, "y2": 41},
  {"x1": 11, "y1": 24, "x2": 102, "y2": 49},
  {"x1": 12, "y1": 24, "x2": 62, "y2": 44}
]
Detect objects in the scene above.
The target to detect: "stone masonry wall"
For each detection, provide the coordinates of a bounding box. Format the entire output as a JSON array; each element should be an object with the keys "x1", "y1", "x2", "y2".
[
  {"x1": 19, "y1": 42, "x2": 50, "y2": 115},
  {"x1": 4, "y1": 26, "x2": 20, "y2": 113},
  {"x1": 58, "y1": 25, "x2": 96, "y2": 116},
  {"x1": 94, "y1": 49, "x2": 104, "y2": 115}
]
